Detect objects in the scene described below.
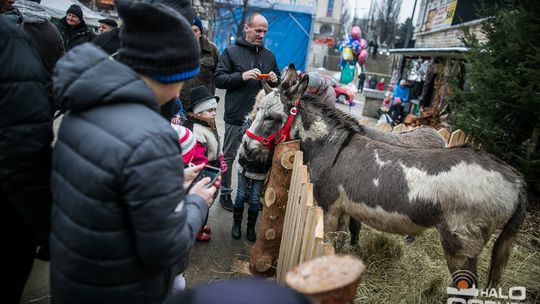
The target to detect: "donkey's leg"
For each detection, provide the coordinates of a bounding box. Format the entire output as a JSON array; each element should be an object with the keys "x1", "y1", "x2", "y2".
[
  {"x1": 438, "y1": 221, "x2": 490, "y2": 279},
  {"x1": 349, "y1": 217, "x2": 361, "y2": 246},
  {"x1": 335, "y1": 213, "x2": 351, "y2": 251},
  {"x1": 324, "y1": 204, "x2": 343, "y2": 252}
]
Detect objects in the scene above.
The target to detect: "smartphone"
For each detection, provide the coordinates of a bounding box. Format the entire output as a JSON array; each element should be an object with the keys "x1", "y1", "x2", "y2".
[
  {"x1": 258, "y1": 73, "x2": 270, "y2": 79},
  {"x1": 186, "y1": 165, "x2": 221, "y2": 192}
]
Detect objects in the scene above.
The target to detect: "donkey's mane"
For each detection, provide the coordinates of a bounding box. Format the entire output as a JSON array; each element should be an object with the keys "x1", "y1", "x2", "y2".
[{"x1": 298, "y1": 94, "x2": 364, "y2": 135}]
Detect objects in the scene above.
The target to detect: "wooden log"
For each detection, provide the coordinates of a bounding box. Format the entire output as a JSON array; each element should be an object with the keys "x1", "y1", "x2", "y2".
[
  {"x1": 249, "y1": 140, "x2": 301, "y2": 277},
  {"x1": 375, "y1": 122, "x2": 392, "y2": 132},
  {"x1": 437, "y1": 128, "x2": 451, "y2": 144},
  {"x1": 285, "y1": 255, "x2": 365, "y2": 304},
  {"x1": 448, "y1": 129, "x2": 466, "y2": 147}
]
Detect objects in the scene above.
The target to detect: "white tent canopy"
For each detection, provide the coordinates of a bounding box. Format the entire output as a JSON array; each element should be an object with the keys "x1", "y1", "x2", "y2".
[{"x1": 41, "y1": 0, "x2": 107, "y2": 27}]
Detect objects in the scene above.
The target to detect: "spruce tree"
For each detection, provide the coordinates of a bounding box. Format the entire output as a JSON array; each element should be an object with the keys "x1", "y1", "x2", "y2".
[{"x1": 450, "y1": 0, "x2": 540, "y2": 191}]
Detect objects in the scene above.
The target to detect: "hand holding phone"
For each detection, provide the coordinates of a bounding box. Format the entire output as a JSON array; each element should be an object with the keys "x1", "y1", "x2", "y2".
[{"x1": 187, "y1": 165, "x2": 221, "y2": 207}]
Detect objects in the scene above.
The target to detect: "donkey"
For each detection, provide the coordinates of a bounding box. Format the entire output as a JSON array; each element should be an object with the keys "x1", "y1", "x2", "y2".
[
  {"x1": 243, "y1": 72, "x2": 527, "y2": 287},
  {"x1": 252, "y1": 66, "x2": 448, "y2": 246}
]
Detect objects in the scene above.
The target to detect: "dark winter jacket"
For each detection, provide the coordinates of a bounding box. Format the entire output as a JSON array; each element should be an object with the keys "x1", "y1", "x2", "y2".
[
  {"x1": 50, "y1": 43, "x2": 208, "y2": 304},
  {"x1": 0, "y1": 15, "x2": 53, "y2": 248},
  {"x1": 179, "y1": 35, "x2": 220, "y2": 109},
  {"x1": 215, "y1": 37, "x2": 280, "y2": 125},
  {"x1": 92, "y1": 26, "x2": 120, "y2": 55},
  {"x1": 55, "y1": 17, "x2": 95, "y2": 51},
  {"x1": 15, "y1": 0, "x2": 65, "y2": 108}
]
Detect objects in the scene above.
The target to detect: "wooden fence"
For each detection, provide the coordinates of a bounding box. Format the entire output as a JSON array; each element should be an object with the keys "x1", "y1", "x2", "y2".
[
  {"x1": 276, "y1": 151, "x2": 334, "y2": 282},
  {"x1": 358, "y1": 119, "x2": 480, "y2": 148}
]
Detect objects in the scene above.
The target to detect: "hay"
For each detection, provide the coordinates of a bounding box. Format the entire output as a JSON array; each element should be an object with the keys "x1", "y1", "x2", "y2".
[{"x1": 346, "y1": 227, "x2": 540, "y2": 304}]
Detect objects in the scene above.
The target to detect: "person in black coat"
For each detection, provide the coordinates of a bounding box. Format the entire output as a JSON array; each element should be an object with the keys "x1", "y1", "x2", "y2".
[
  {"x1": 0, "y1": 14, "x2": 53, "y2": 303},
  {"x1": 55, "y1": 4, "x2": 95, "y2": 51},
  {"x1": 214, "y1": 12, "x2": 280, "y2": 211},
  {"x1": 15, "y1": 0, "x2": 65, "y2": 111},
  {"x1": 50, "y1": 0, "x2": 217, "y2": 303}
]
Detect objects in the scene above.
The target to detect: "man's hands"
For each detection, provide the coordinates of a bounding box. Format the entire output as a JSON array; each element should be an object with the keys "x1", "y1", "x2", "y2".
[
  {"x1": 189, "y1": 176, "x2": 220, "y2": 208},
  {"x1": 184, "y1": 163, "x2": 220, "y2": 208},
  {"x1": 243, "y1": 69, "x2": 278, "y2": 84},
  {"x1": 268, "y1": 71, "x2": 278, "y2": 84},
  {"x1": 183, "y1": 163, "x2": 203, "y2": 189},
  {"x1": 242, "y1": 68, "x2": 261, "y2": 81}
]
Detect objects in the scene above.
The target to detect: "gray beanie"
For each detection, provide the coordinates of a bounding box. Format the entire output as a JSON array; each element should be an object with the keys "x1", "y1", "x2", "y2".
[{"x1": 307, "y1": 72, "x2": 322, "y2": 88}]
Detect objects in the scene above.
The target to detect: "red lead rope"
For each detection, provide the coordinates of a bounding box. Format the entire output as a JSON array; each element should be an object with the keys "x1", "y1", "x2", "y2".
[{"x1": 245, "y1": 99, "x2": 299, "y2": 150}]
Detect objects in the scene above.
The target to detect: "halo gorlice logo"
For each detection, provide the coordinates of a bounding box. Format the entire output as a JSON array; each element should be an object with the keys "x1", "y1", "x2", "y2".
[{"x1": 446, "y1": 270, "x2": 527, "y2": 304}]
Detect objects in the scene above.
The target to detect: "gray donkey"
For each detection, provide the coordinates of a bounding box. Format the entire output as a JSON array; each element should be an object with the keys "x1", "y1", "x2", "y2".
[
  {"x1": 243, "y1": 72, "x2": 527, "y2": 287},
  {"x1": 252, "y1": 66, "x2": 447, "y2": 246}
]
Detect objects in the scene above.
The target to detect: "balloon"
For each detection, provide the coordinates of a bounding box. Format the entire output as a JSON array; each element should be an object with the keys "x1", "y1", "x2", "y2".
[
  {"x1": 342, "y1": 47, "x2": 354, "y2": 62},
  {"x1": 360, "y1": 39, "x2": 367, "y2": 50},
  {"x1": 351, "y1": 40, "x2": 361, "y2": 54},
  {"x1": 358, "y1": 49, "x2": 368, "y2": 64},
  {"x1": 351, "y1": 26, "x2": 361, "y2": 40}
]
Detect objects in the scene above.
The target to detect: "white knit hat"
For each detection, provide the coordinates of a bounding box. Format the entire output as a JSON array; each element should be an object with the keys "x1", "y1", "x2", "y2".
[
  {"x1": 171, "y1": 124, "x2": 196, "y2": 156},
  {"x1": 192, "y1": 97, "x2": 218, "y2": 114}
]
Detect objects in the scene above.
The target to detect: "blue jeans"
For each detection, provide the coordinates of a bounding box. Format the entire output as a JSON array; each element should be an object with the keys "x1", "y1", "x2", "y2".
[{"x1": 233, "y1": 172, "x2": 264, "y2": 213}]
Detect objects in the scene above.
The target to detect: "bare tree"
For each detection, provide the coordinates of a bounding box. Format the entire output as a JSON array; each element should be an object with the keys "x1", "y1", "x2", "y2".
[
  {"x1": 373, "y1": 0, "x2": 402, "y2": 46},
  {"x1": 214, "y1": 0, "x2": 278, "y2": 40},
  {"x1": 339, "y1": 5, "x2": 352, "y2": 40}
]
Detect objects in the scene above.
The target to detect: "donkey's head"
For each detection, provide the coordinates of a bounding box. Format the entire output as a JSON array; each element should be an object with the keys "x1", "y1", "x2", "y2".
[{"x1": 242, "y1": 66, "x2": 309, "y2": 158}]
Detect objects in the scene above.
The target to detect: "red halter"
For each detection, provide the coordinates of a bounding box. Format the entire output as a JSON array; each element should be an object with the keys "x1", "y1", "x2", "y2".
[{"x1": 245, "y1": 99, "x2": 299, "y2": 150}]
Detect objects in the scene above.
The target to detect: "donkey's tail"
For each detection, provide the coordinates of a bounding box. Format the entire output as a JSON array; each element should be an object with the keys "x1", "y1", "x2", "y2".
[{"x1": 487, "y1": 188, "x2": 527, "y2": 287}]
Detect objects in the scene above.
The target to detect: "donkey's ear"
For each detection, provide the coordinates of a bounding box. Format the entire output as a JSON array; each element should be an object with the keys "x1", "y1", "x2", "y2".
[
  {"x1": 281, "y1": 63, "x2": 298, "y2": 88},
  {"x1": 262, "y1": 80, "x2": 273, "y2": 94},
  {"x1": 282, "y1": 73, "x2": 309, "y2": 105},
  {"x1": 292, "y1": 73, "x2": 309, "y2": 97}
]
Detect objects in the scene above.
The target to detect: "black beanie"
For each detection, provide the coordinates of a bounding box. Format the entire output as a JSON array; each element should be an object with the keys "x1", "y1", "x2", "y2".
[
  {"x1": 154, "y1": 0, "x2": 195, "y2": 22},
  {"x1": 115, "y1": 0, "x2": 200, "y2": 83},
  {"x1": 66, "y1": 4, "x2": 83, "y2": 20}
]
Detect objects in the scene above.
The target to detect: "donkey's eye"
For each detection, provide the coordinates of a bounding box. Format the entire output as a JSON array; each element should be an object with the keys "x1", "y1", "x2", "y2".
[{"x1": 264, "y1": 116, "x2": 275, "y2": 122}]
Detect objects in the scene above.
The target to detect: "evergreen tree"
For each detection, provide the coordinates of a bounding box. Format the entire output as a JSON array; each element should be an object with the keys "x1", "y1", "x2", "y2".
[{"x1": 450, "y1": 0, "x2": 540, "y2": 191}]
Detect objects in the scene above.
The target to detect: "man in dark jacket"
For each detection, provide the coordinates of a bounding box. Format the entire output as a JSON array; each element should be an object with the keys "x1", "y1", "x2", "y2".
[
  {"x1": 50, "y1": 0, "x2": 217, "y2": 303},
  {"x1": 55, "y1": 4, "x2": 95, "y2": 51},
  {"x1": 178, "y1": 16, "x2": 220, "y2": 110},
  {"x1": 214, "y1": 13, "x2": 280, "y2": 210},
  {"x1": 14, "y1": 0, "x2": 65, "y2": 111},
  {"x1": 0, "y1": 14, "x2": 53, "y2": 303}
]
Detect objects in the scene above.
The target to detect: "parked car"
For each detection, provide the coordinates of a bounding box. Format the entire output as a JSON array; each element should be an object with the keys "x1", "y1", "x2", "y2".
[{"x1": 333, "y1": 83, "x2": 355, "y2": 104}]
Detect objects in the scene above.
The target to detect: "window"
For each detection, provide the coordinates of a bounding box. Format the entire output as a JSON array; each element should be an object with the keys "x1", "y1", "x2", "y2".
[{"x1": 326, "y1": 0, "x2": 334, "y2": 17}]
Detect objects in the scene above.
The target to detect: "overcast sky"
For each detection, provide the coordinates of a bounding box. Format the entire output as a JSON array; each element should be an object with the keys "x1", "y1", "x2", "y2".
[{"x1": 348, "y1": 0, "x2": 418, "y2": 23}]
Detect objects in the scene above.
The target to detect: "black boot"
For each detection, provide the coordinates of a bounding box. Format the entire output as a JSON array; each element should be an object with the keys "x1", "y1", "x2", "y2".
[
  {"x1": 246, "y1": 210, "x2": 259, "y2": 242},
  {"x1": 220, "y1": 193, "x2": 233, "y2": 211},
  {"x1": 232, "y1": 208, "x2": 243, "y2": 239}
]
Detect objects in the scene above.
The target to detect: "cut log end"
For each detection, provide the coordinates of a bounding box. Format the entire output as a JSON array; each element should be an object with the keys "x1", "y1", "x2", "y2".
[
  {"x1": 264, "y1": 187, "x2": 276, "y2": 208},
  {"x1": 280, "y1": 151, "x2": 296, "y2": 169},
  {"x1": 285, "y1": 255, "x2": 365, "y2": 295},
  {"x1": 254, "y1": 255, "x2": 273, "y2": 272},
  {"x1": 265, "y1": 228, "x2": 276, "y2": 240}
]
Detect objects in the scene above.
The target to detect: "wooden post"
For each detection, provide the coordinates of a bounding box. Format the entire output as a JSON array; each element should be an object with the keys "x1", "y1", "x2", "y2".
[
  {"x1": 285, "y1": 255, "x2": 365, "y2": 304},
  {"x1": 249, "y1": 140, "x2": 301, "y2": 276}
]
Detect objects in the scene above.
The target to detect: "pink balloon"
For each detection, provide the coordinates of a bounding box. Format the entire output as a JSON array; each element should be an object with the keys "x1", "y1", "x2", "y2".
[
  {"x1": 360, "y1": 39, "x2": 367, "y2": 50},
  {"x1": 351, "y1": 26, "x2": 362, "y2": 40},
  {"x1": 358, "y1": 49, "x2": 368, "y2": 64}
]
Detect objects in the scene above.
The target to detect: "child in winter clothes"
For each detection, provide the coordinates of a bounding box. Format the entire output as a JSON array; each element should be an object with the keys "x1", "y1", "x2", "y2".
[
  {"x1": 185, "y1": 86, "x2": 228, "y2": 242},
  {"x1": 231, "y1": 117, "x2": 273, "y2": 242}
]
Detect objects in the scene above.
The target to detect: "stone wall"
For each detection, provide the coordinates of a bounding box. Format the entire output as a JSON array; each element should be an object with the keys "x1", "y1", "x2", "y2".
[{"x1": 415, "y1": 22, "x2": 485, "y2": 48}]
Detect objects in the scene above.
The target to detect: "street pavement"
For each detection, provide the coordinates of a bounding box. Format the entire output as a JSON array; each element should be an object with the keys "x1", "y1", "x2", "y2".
[{"x1": 21, "y1": 76, "x2": 370, "y2": 304}]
